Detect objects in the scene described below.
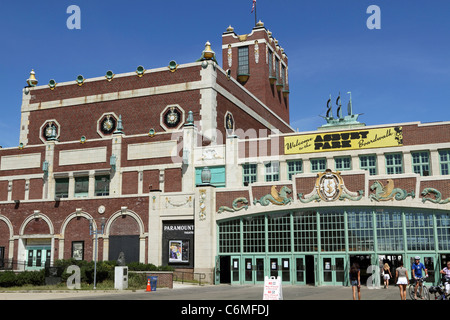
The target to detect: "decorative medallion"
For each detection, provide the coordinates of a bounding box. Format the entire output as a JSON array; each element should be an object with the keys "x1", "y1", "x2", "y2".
[
  {"x1": 160, "y1": 105, "x2": 185, "y2": 131},
  {"x1": 40, "y1": 120, "x2": 60, "y2": 142},
  {"x1": 298, "y1": 170, "x2": 364, "y2": 203},
  {"x1": 317, "y1": 169, "x2": 343, "y2": 202},
  {"x1": 100, "y1": 115, "x2": 117, "y2": 135}
]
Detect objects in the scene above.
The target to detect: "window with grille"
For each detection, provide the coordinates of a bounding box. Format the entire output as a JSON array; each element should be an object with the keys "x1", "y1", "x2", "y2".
[
  {"x1": 320, "y1": 212, "x2": 345, "y2": 252},
  {"x1": 439, "y1": 149, "x2": 450, "y2": 175},
  {"x1": 95, "y1": 175, "x2": 110, "y2": 196},
  {"x1": 376, "y1": 210, "x2": 404, "y2": 251},
  {"x1": 243, "y1": 216, "x2": 265, "y2": 253},
  {"x1": 437, "y1": 213, "x2": 450, "y2": 251},
  {"x1": 360, "y1": 155, "x2": 377, "y2": 175},
  {"x1": 243, "y1": 164, "x2": 257, "y2": 186},
  {"x1": 287, "y1": 160, "x2": 302, "y2": 180},
  {"x1": 347, "y1": 210, "x2": 374, "y2": 251},
  {"x1": 218, "y1": 220, "x2": 241, "y2": 253},
  {"x1": 293, "y1": 211, "x2": 318, "y2": 252},
  {"x1": 412, "y1": 151, "x2": 430, "y2": 176},
  {"x1": 268, "y1": 213, "x2": 291, "y2": 252},
  {"x1": 311, "y1": 158, "x2": 326, "y2": 172},
  {"x1": 238, "y1": 46, "x2": 249, "y2": 75},
  {"x1": 264, "y1": 161, "x2": 280, "y2": 182},
  {"x1": 405, "y1": 212, "x2": 435, "y2": 251},
  {"x1": 335, "y1": 156, "x2": 351, "y2": 171},
  {"x1": 385, "y1": 153, "x2": 403, "y2": 174}
]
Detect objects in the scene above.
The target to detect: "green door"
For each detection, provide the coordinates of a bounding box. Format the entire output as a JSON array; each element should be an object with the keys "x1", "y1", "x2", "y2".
[
  {"x1": 26, "y1": 246, "x2": 51, "y2": 271},
  {"x1": 231, "y1": 256, "x2": 241, "y2": 285},
  {"x1": 321, "y1": 255, "x2": 346, "y2": 286},
  {"x1": 268, "y1": 256, "x2": 292, "y2": 284},
  {"x1": 294, "y1": 255, "x2": 306, "y2": 285},
  {"x1": 408, "y1": 254, "x2": 436, "y2": 285},
  {"x1": 243, "y1": 256, "x2": 266, "y2": 284}
]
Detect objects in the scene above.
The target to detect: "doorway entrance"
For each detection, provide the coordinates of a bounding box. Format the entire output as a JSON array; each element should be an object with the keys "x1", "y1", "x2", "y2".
[
  {"x1": 321, "y1": 255, "x2": 346, "y2": 286},
  {"x1": 26, "y1": 246, "x2": 51, "y2": 271}
]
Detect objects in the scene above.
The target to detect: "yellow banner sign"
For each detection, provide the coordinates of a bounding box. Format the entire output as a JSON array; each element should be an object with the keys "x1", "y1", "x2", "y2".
[{"x1": 284, "y1": 127, "x2": 403, "y2": 155}]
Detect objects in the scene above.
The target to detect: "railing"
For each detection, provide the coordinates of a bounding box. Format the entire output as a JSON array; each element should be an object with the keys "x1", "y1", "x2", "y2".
[
  {"x1": 0, "y1": 259, "x2": 27, "y2": 271},
  {"x1": 173, "y1": 270, "x2": 206, "y2": 286}
]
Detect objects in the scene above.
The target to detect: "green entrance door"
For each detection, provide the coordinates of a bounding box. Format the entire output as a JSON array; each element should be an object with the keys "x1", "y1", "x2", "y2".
[
  {"x1": 294, "y1": 255, "x2": 307, "y2": 285},
  {"x1": 243, "y1": 256, "x2": 265, "y2": 284},
  {"x1": 321, "y1": 255, "x2": 346, "y2": 286},
  {"x1": 268, "y1": 257, "x2": 291, "y2": 283},
  {"x1": 408, "y1": 254, "x2": 436, "y2": 285},
  {"x1": 231, "y1": 256, "x2": 241, "y2": 285},
  {"x1": 26, "y1": 246, "x2": 51, "y2": 271}
]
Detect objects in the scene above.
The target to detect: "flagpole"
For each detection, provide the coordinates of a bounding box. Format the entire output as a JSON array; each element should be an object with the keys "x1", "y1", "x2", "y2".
[{"x1": 254, "y1": 1, "x2": 257, "y2": 26}]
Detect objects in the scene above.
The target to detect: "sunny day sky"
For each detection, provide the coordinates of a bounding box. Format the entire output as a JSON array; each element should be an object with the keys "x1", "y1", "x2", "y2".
[{"x1": 0, "y1": 0, "x2": 449, "y2": 148}]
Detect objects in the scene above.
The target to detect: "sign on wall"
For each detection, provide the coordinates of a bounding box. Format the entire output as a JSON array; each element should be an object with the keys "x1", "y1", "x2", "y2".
[{"x1": 284, "y1": 126, "x2": 403, "y2": 155}]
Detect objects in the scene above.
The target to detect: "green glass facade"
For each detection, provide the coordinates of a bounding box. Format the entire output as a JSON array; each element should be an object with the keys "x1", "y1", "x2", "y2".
[{"x1": 217, "y1": 207, "x2": 450, "y2": 286}]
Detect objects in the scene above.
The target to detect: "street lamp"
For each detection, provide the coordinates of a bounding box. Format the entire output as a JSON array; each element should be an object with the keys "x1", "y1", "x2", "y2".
[{"x1": 89, "y1": 217, "x2": 106, "y2": 289}]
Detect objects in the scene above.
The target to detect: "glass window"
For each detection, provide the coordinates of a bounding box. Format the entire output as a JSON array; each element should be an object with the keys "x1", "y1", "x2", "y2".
[
  {"x1": 412, "y1": 151, "x2": 430, "y2": 176},
  {"x1": 238, "y1": 46, "x2": 249, "y2": 75},
  {"x1": 347, "y1": 210, "x2": 374, "y2": 251},
  {"x1": 243, "y1": 215, "x2": 265, "y2": 253},
  {"x1": 360, "y1": 155, "x2": 377, "y2": 175},
  {"x1": 293, "y1": 211, "x2": 318, "y2": 252},
  {"x1": 439, "y1": 149, "x2": 450, "y2": 175},
  {"x1": 320, "y1": 212, "x2": 345, "y2": 252},
  {"x1": 74, "y1": 176, "x2": 89, "y2": 198},
  {"x1": 405, "y1": 211, "x2": 435, "y2": 251},
  {"x1": 218, "y1": 220, "x2": 241, "y2": 254},
  {"x1": 335, "y1": 157, "x2": 351, "y2": 171},
  {"x1": 275, "y1": 57, "x2": 280, "y2": 82},
  {"x1": 311, "y1": 158, "x2": 326, "y2": 172},
  {"x1": 287, "y1": 160, "x2": 302, "y2": 180},
  {"x1": 268, "y1": 49, "x2": 273, "y2": 76},
  {"x1": 437, "y1": 213, "x2": 450, "y2": 251},
  {"x1": 385, "y1": 153, "x2": 403, "y2": 174},
  {"x1": 243, "y1": 164, "x2": 257, "y2": 186},
  {"x1": 55, "y1": 178, "x2": 69, "y2": 199},
  {"x1": 95, "y1": 175, "x2": 110, "y2": 196},
  {"x1": 376, "y1": 210, "x2": 404, "y2": 251},
  {"x1": 268, "y1": 213, "x2": 291, "y2": 252},
  {"x1": 264, "y1": 161, "x2": 280, "y2": 182}
]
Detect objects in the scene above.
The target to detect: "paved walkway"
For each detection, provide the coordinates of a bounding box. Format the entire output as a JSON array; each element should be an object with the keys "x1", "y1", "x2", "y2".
[{"x1": 0, "y1": 283, "x2": 412, "y2": 300}]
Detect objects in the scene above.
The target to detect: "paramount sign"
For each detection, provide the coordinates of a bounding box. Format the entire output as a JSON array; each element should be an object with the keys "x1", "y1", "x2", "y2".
[{"x1": 284, "y1": 127, "x2": 403, "y2": 155}]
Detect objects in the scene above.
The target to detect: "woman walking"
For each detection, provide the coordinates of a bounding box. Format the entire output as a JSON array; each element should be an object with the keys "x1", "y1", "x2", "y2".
[
  {"x1": 350, "y1": 263, "x2": 361, "y2": 300},
  {"x1": 383, "y1": 263, "x2": 392, "y2": 289},
  {"x1": 395, "y1": 261, "x2": 409, "y2": 300}
]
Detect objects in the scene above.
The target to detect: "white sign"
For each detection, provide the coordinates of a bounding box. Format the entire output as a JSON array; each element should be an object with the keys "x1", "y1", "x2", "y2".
[{"x1": 263, "y1": 276, "x2": 283, "y2": 300}]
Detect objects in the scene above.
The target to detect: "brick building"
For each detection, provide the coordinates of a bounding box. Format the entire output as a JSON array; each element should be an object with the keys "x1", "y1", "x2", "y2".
[{"x1": 0, "y1": 22, "x2": 449, "y2": 287}]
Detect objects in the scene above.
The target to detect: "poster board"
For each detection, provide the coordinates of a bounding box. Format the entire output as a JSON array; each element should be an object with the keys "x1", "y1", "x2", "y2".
[{"x1": 263, "y1": 276, "x2": 283, "y2": 300}]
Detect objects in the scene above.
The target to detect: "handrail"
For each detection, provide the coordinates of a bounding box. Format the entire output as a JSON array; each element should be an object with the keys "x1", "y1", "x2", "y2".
[{"x1": 173, "y1": 270, "x2": 206, "y2": 285}]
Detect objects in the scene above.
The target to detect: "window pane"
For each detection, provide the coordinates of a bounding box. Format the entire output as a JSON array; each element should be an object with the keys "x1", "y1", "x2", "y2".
[
  {"x1": 55, "y1": 178, "x2": 69, "y2": 198},
  {"x1": 74, "y1": 177, "x2": 89, "y2": 198},
  {"x1": 95, "y1": 176, "x2": 110, "y2": 196}
]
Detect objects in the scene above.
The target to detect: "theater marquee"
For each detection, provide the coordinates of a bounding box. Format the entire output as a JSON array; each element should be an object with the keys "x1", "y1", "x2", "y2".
[{"x1": 284, "y1": 126, "x2": 403, "y2": 155}]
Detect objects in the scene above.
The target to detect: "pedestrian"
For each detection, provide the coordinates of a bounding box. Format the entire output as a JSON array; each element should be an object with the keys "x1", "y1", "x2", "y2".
[
  {"x1": 395, "y1": 261, "x2": 409, "y2": 300},
  {"x1": 383, "y1": 263, "x2": 392, "y2": 289},
  {"x1": 350, "y1": 263, "x2": 361, "y2": 300},
  {"x1": 439, "y1": 261, "x2": 450, "y2": 294},
  {"x1": 411, "y1": 256, "x2": 428, "y2": 300}
]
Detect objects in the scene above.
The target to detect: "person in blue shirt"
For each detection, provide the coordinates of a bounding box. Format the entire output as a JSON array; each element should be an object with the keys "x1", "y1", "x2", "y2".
[{"x1": 411, "y1": 256, "x2": 428, "y2": 300}]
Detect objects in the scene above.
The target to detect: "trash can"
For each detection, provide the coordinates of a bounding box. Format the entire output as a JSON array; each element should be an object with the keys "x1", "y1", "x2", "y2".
[{"x1": 150, "y1": 276, "x2": 158, "y2": 291}]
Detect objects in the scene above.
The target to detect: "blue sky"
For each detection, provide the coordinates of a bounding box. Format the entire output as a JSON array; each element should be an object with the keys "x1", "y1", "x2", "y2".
[{"x1": 0, "y1": 0, "x2": 449, "y2": 147}]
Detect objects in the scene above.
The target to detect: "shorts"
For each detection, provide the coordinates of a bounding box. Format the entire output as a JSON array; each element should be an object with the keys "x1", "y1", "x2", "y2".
[
  {"x1": 396, "y1": 277, "x2": 408, "y2": 285},
  {"x1": 383, "y1": 274, "x2": 390, "y2": 280},
  {"x1": 351, "y1": 280, "x2": 359, "y2": 286}
]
